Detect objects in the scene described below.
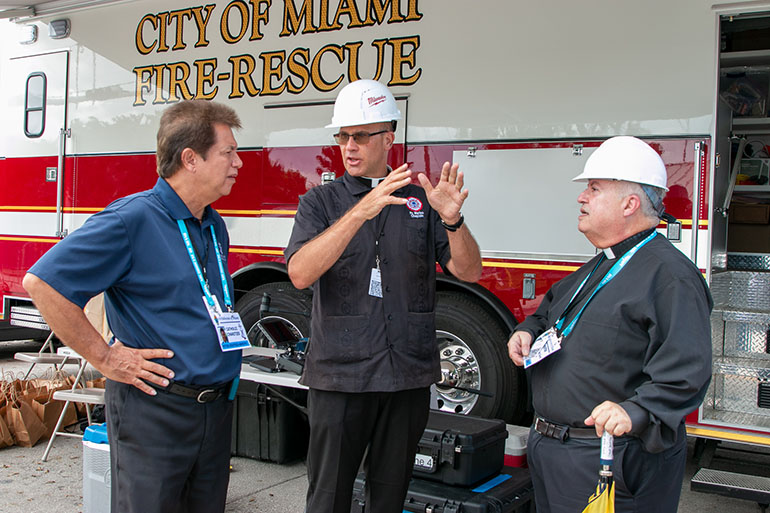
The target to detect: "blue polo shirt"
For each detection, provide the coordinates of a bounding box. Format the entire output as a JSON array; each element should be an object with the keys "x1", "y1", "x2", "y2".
[{"x1": 28, "y1": 178, "x2": 240, "y2": 385}]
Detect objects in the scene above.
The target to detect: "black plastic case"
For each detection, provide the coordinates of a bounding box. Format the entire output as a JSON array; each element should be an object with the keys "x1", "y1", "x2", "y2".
[
  {"x1": 230, "y1": 380, "x2": 308, "y2": 464},
  {"x1": 412, "y1": 410, "x2": 508, "y2": 486},
  {"x1": 352, "y1": 466, "x2": 535, "y2": 513}
]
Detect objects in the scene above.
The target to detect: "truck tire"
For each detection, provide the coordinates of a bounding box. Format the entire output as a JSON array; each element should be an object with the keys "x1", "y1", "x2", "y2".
[
  {"x1": 235, "y1": 282, "x2": 312, "y2": 347},
  {"x1": 434, "y1": 291, "x2": 526, "y2": 423}
]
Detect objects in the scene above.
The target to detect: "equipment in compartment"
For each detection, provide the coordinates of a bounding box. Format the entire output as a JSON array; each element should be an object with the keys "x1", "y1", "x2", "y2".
[
  {"x1": 412, "y1": 410, "x2": 508, "y2": 486},
  {"x1": 352, "y1": 465, "x2": 534, "y2": 513}
]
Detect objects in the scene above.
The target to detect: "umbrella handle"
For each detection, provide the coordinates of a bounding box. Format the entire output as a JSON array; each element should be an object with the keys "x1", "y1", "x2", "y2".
[{"x1": 600, "y1": 431, "x2": 614, "y2": 467}]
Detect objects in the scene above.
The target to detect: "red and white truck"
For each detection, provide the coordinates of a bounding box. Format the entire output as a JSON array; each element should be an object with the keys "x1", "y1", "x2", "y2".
[{"x1": 2, "y1": 0, "x2": 770, "y2": 497}]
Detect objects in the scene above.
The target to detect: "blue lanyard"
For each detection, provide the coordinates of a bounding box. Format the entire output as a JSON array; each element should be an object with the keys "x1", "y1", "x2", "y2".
[
  {"x1": 177, "y1": 220, "x2": 232, "y2": 311},
  {"x1": 556, "y1": 231, "x2": 657, "y2": 338}
]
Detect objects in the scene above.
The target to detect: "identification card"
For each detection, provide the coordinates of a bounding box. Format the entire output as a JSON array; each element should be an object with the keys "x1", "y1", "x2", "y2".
[
  {"x1": 203, "y1": 295, "x2": 250, "y2": 351},
  {"x1": 369, "y1": 267, "x2": 383, "y2": 298},
  {"x1": 523, "y1": 327, "x2": 562, "y2": 368},
  {"x1": 214, "y1": 312, "x2": 250, "y2": 352}
]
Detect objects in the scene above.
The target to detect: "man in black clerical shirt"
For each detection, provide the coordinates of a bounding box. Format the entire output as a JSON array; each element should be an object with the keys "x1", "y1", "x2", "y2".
[{"x1": 508, "y1": 136, "x2": 712, "y2": 513}]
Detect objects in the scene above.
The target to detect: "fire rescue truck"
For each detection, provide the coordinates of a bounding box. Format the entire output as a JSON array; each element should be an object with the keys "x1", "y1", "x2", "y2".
[{"x1": 2, "y1": 0, "x2": 770, "y2": 500}]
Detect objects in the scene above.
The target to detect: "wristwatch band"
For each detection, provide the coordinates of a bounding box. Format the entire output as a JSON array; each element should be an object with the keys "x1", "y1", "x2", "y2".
[{"x1": 441, "y1": 213, "x2": 464, "y2": 232}]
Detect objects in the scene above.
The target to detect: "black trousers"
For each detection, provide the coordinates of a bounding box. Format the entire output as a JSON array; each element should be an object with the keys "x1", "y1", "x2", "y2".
[
  {"x1": 305, "y1": 387, "x2": 431, "y2": 513},
  {"x1": 105, "y1": 379, "x2": 234, "y2": 513},
  {"x1": 527, "y1": 422, "x2": 687, "y2": 513}
]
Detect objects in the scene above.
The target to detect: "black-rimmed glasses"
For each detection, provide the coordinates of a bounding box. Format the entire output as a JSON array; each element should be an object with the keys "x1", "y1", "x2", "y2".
[{"x1": 333, "y1": 129, "x2": 388, "y2": 145}]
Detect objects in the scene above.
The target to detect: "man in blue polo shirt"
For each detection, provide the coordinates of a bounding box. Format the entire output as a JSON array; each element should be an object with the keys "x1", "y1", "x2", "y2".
[{"x1": 23, "y1": 100, "x2": 246, "y2": 513}]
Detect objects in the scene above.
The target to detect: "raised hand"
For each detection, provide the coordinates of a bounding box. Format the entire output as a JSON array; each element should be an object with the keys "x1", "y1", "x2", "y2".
[
  {"x1": 417, "y1": 161, "x2": 468, "y2": 224},
  {"x1": 352, "y1": 164, "x2": 411, "y2": 221}
]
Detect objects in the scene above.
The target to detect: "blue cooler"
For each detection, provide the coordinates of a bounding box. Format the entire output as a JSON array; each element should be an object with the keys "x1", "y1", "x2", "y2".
[{"x1": 83, "y1": 423, "x2": 111, "y2": 513}]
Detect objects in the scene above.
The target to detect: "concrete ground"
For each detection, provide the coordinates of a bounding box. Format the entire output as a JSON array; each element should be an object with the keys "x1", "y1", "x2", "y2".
[{"x1": 1, "y1": 339, "x2": 767, "y2": 513}]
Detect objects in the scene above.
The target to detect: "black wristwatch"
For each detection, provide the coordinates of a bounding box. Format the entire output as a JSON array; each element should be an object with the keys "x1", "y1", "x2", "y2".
[{"x1": 441, "y1": 213, "x2": 464, "y2": 232}]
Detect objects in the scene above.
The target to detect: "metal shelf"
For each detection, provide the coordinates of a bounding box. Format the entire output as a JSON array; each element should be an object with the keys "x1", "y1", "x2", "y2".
[
  {"x1": 721, "y1": 49, "x2": 770, "y2": 67},
  {"x1": 733, "y1": 117, "x2": 770, "y2": 134},
  {"x1": 734, "y1": 185, "x2": 770, "y2": 192}
]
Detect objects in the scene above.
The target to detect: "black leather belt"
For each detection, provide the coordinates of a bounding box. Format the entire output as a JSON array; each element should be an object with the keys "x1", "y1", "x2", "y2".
[
  {"x1": 160, "y1": 381, "x2": 230, "y2": 404},
  {"x1": 534, "y1": 417, "x2": 597, "y2": 442}
]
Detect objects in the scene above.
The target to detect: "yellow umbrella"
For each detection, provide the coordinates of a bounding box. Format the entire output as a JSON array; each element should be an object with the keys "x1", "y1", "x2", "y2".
[{"x1": 582, "y1": 431, "x2": 615, "y2": 513}]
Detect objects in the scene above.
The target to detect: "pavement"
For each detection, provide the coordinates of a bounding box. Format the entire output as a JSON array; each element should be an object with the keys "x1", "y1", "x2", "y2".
[{"x1": 1, "y1": 339, "x2": 768, "y2": 513}]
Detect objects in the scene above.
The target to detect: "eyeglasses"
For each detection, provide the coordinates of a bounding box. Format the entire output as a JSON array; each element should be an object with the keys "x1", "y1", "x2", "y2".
[{"x1": 333, "y1": 129, "x2": 388, "y2": 145}]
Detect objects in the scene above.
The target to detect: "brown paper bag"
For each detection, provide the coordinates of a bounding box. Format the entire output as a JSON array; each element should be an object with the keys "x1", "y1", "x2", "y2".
[
  {"x1": 0, "y1": 406, "x2": 13, "y2": 448},
  {"x1": 87, "y1": 377, "x2": 106, "y2": 389},
  {"x1": 30, "y1": 390, "x2": 78, "y2": 439},
  {"x1": 6, "y1": 400, "x2": 47, "y2": 448}
]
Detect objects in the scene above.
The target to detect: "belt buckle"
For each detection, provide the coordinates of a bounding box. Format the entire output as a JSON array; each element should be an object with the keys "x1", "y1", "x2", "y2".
[
  {"x1": 535, "y1": 417, "x2": 569, "y2": 442},
  {"x1": 196, "y1": 389, "x2": 217, "y2": 403}
]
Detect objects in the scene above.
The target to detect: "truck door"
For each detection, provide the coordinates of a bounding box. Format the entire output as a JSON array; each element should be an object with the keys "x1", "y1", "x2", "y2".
[{"x1": 2, "y1": 50, "x2": 69, "y2": 239}]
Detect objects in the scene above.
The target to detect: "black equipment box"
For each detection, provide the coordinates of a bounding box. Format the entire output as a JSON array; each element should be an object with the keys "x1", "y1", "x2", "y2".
[
  {"x1": 230, "y1": 380, "x2": 309, "y2": 464},
  {"x1": 413, "y1": 410, "x2": 507, "y2": 486},
  {"x1": 352, "y1": 465, "x2": 534, "y2": 513}
]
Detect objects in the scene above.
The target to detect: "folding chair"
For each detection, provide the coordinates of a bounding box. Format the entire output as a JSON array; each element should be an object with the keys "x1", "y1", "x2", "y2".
[
  {"x1": 41, "y1": 346, "x2": 105, "y2": 462},
  {"x1": 13, "y1": 331, "x2": 73, "y2": 379}
]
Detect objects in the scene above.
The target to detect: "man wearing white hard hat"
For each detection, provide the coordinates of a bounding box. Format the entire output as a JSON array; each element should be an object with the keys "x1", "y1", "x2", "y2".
[
  {"x1": 285, "y1": 80, "x2": 482, "y2": 513},
  {"x1": 507, "y1": 136, "x2": 712, "y2": 513}
]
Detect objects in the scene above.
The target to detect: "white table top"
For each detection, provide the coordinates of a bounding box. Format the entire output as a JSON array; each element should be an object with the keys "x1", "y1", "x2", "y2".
[{"x1": 239, "y1": 346, "x2": 306, "y2": 390}]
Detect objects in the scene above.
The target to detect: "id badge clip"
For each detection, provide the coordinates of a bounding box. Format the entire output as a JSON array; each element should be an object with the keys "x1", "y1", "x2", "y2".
[{"x1": 523, "y1": 327, "x2": 562, "y2": 368}]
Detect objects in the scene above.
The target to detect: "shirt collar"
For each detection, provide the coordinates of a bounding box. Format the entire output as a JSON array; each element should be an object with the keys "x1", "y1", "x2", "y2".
[
  {"x1": 153, "y1": 177, "x2": 212, "y2": 225},
  {"x1": 602, "y1": 227, "x2": 657, "y2": 260},
  {"x1": 342, "y1": 167, "x2": 392, "y2": 196}
]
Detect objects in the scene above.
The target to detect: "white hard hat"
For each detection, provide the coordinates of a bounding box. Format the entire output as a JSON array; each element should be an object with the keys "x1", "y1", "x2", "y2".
[
  {"x1": 572, "y1": 136, "x2": 669, "y2": 191},
  {"x1": 326, "y1": 80, "x2": 401, "y2": 129}
]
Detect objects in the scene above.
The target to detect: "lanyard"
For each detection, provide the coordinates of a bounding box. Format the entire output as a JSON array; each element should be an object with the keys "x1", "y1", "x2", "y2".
[
  {"x1": 177, "y1": 220, "x2": 232, "y2": 312},
  {"x1": 373, "y1": 205, "x2": 391, "y2": 270},
  {"x1": 555, "y1": 231, "x2": 657, "y2": 338}
]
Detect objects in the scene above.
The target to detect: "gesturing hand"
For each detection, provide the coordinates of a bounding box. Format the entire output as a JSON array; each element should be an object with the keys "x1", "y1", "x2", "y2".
[
  {"x1": 353, "y1": 164, "x2": 411, "y2": 221},
  {"x1": 417, "y1": 161, "x2": 468, "y2": 225}
]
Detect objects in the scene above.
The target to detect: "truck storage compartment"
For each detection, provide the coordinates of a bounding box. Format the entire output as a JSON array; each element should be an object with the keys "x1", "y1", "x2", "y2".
[
  {"x1": 704, "y1": 265, "x2": 770, "y2": 430},
  {"x1": 230, "y1": 380, "x2": 308, "y2": 464},
  {"x1": 412, "y1": 410, "x2": 507, "y2": 486},
  {"x1": 352, "y1": 465, "x2": 534, "y2": 513}
]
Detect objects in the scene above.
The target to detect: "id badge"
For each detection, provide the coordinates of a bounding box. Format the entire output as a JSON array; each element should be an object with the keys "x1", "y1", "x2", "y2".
[
  {"x1": 368, "y1": 267, "x2": 383, "y2": 298},
  {"x1": 523, "y1": 327, "x2": 562, "y2": 368},
  {"x1": 214, "y1": 312, "x2": 250, "y2": 352},
  {"x1": 203, "y1": 296, "x2": 249, "y2": 352}
]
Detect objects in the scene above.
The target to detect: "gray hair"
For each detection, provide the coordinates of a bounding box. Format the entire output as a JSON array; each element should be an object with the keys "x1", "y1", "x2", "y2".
[{"x1": 615, "y1": 181, "x2": 666, "y2": 222}]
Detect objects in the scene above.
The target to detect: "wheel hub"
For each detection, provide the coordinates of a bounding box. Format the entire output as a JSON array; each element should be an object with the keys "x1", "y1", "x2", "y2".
[{"x1": 434, "y1": 330, "x2": 481, "y2": 414}]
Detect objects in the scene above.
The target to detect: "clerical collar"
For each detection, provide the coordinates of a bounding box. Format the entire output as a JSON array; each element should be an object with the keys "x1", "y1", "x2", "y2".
[
  {"x1": 355, "y1": 176, "x2": 385, "y2": 188},
  {"x1": 352, "y1": 166, "x2": 391, "y2": 189},
  {"x1": 602, "y1": 228, "x2": 656, "y2": 260}
]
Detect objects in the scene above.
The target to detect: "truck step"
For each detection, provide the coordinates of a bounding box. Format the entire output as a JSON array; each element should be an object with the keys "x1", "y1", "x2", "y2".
[{"x1": 691, "y1": 467, "x2": 770, "y2": 505}]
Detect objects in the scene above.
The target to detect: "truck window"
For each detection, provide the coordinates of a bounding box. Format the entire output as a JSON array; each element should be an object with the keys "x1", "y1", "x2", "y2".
[{"x1": 24, "y1": 72, "x2": 46, "y2": 138}]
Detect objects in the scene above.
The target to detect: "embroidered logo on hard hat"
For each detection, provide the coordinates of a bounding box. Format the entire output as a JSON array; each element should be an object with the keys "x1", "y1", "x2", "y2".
[
  {"x1": 406, "y1": 197, "x2": 424, "y2": 218},
  {"x1": 368, "y1": 95, "x2": 386, "y2": 107}
]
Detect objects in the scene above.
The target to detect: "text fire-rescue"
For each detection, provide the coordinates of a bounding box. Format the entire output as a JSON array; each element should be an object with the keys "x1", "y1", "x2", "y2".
[{"x1": 133, "y1": 0, "x2": 423, "y2": 105}]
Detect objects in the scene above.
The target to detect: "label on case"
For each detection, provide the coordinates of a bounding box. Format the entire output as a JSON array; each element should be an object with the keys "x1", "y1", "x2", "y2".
[{"x1": 414, "y1": 453, "x2": 435, "y2": 471}]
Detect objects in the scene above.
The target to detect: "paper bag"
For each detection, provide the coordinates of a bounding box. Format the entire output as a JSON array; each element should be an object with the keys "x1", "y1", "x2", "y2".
[
  {"x1": 0, "y1": 406, "x2": 13, "y2": 448},
  {"x1": 6, "y1": 400, "x2": 47, "y2": 448},
  {"x1": 30, "y1": 390, "x2": 78, "y2": 439}
]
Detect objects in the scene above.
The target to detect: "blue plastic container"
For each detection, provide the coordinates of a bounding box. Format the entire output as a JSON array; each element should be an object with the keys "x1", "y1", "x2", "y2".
[
  {"x1": 83, "y1": 423, "x2": 111, "y2": 512},
  {"x1": 83, "y1": 423, "x2": 109, "y2": 444}
]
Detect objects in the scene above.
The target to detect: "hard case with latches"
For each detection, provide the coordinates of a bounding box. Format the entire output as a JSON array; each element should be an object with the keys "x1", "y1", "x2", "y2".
[
  {"x1": 351, "y1": 465, "x2": 534, "y2": 513},
  {"x1": 412, "y1": 410, "x2": 508, "y2": 486},
  {"x1": 230, "y1": 380, "x2": 308, "y2": 463}
]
